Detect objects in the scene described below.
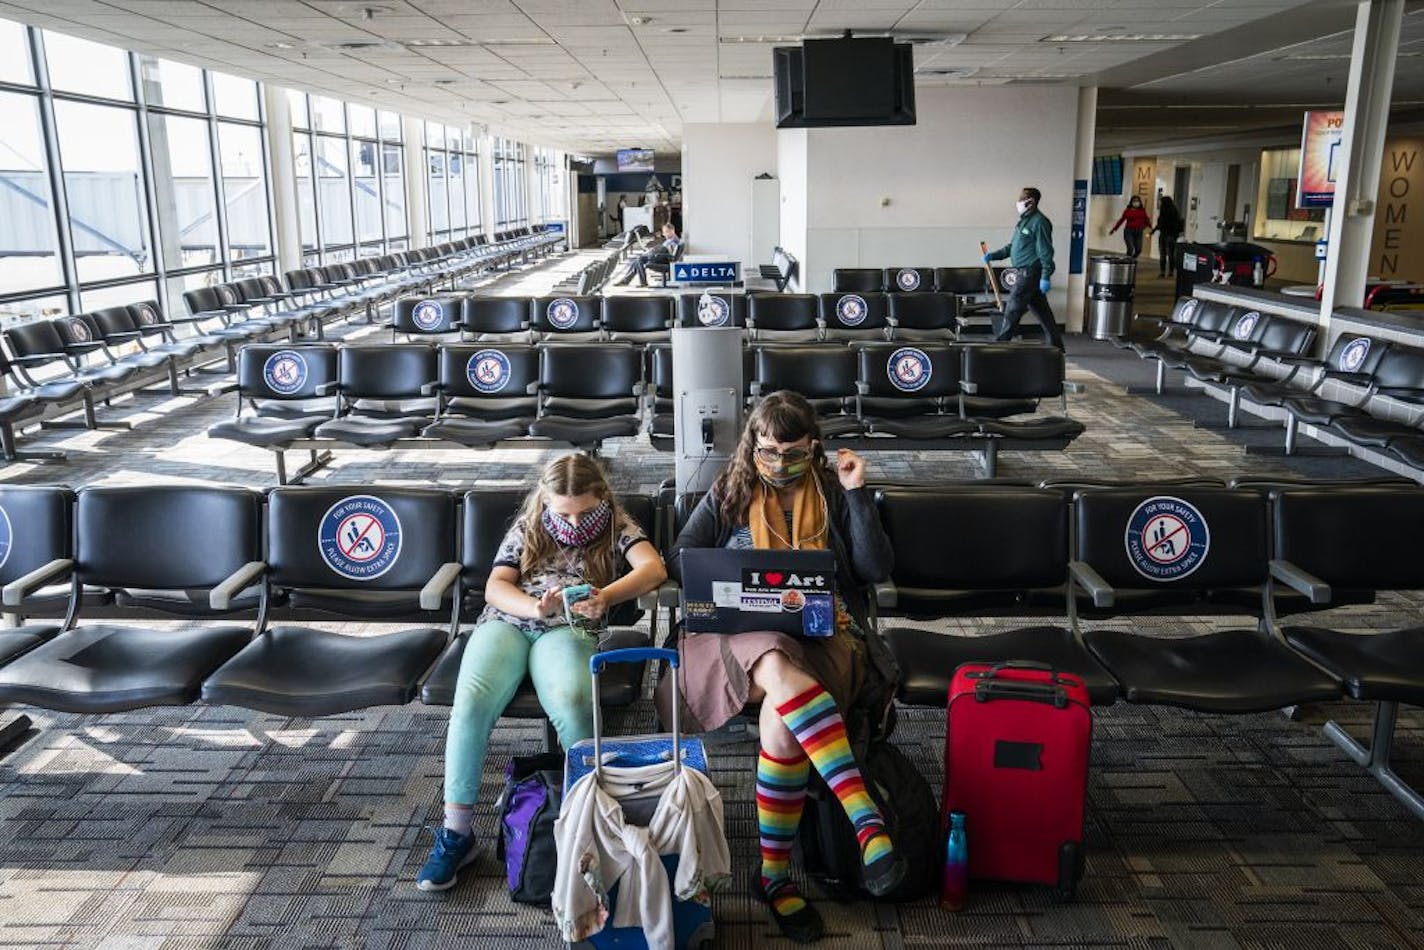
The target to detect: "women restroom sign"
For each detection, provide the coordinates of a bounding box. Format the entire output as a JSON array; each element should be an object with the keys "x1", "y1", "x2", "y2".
[{"x1": 1298, "y1": 111, "x2": 1344, "y2": 208}]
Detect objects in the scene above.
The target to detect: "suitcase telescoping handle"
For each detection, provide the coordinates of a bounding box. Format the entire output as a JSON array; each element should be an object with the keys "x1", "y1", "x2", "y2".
[
  {"x1": 965, "y1": 661, "x2": 1079, "y2": 709},
  {"x1": 589, "y1": 647, "x2": 681, "y2": 780}
]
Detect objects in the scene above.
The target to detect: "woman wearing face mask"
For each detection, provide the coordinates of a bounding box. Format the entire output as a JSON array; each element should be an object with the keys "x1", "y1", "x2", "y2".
[
  {"x1": 417, "y1": 453, "x2": 667, "y2": 892},
  {"x1": 657, "y1": 391, "x2": 901, "y2": 943},
  {"x1": 1110, "y1": 195, "x2": 1153, "y2": 260}
]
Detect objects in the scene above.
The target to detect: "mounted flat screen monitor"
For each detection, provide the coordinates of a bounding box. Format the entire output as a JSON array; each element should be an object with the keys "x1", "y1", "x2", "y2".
[
  {"x1": 774, "y1": 37, "x2": 916, "y2": 128},
  {"x1": 617, "y1": 148, "x2": 655, "y2": 172}
]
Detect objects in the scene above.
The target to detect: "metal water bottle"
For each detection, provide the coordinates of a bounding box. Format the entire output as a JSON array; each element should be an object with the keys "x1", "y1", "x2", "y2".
[{"x1": 941, "y1": 811, "x2": 968, "y2": 912}]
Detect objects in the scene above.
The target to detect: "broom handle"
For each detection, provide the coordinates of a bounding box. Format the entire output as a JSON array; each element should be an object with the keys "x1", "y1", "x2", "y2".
[{"x1": 979, "y1": 242, "x2": 1004, "y2": 309}]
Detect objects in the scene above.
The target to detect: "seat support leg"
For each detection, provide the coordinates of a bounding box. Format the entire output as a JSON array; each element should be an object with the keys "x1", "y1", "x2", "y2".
[
  {"x1": 978, "y1": 440, "x2": 998, "y2": 478},
  {"x1": 543, "y1": 719, "x2": 559, "y2": 753},
  {"x1": 1324, "y1": 701, "x2": 1424, "y2": 821},
  {"x1": 288, "y1": 449, "x2": 333, "y2": 485},
  {"x1": 0, "y1": 712, "x2": 34, "y2": 761}
]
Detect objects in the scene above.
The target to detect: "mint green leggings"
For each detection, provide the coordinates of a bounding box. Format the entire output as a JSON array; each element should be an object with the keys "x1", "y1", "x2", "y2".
[{"x1": 444, "y1": 620, "x2": 596, "y2": 805}]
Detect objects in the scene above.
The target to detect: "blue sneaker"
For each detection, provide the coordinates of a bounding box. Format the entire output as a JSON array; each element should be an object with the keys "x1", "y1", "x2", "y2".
[{"x1": 416, "y1": 827, "x2": 478, "y2": 892}]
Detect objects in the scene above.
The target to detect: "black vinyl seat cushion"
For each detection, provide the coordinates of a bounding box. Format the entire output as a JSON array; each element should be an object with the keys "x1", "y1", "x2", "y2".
[
  {"x1": 118, "y1": 351, "x2": 170, "y2": 371},
  {"x1": 1387, "y1": 436, "x2": 1424, "y2": 468},
  {"x1": 201, "y1": 626, "x2": 448, "y2": 716},
  {"x1": 541, "y1": 397, "x2": 640, "y2": 419},
  {"x1": 864, "y1": 416, "x2": 977, "y2": 439},
  {"x1": 208, "y1": 416, "x2": 326, "y2": 448},
  {"x1": 883, "y1": 624, "x2": 1118, "y2": 706},
  {"x1": 857, "y1": 396, "x2": 939, "y2": 419},
  {"x1": 529, "y1": 415, "x2": 641, "y2": 443},
  {"x1": 78, "y1": 364, "x2": 138, "y2": 386},
  {"x1": 283, "y1": 589, "x2": 443, "y2": 617},
  {"x1": 116, "y1": 587, "x2": 264, "y2": 616},
  {"x1": 1282, "y1": 396, "x2": 1366, "y2": 427},
  {"x1": 0, "y1": 625, "x2": 60, "y2": 666},
  {"x1": 976, "y1": 416, "x2": 1086, "y2": 440},
  {"x1": 1083, "y1": 628, "x2": 1340, "y2": 713},
  {"x1": 422, "y1": 417, "x2": 532, "y2": 445},
  {"x1": 313, "y1": 416, "x2": 426, "y2": 446},
  {"x1": 1284, "y1": 626, "x2": 1424, "y2": 703},
  {"x1": 0, "y1": 396, "x2": 38, "y2": 423},
  {"x1": 963, "y1": 397, "x2": 1038, "y2": 418},
  {"x1": 1328, "y1": 415, "x2": 1420, "y2": 449},
  {"x1": 817, "y1": 415, "x2": 863, "y2": 438},
  {"x1": 420, "y1": 627, "x2": 648, "y2": 710},
  {"x1": 0, "y1": 623, "x2": 252, "y2": 713},
  {"x1": 27, "y1": 379, "x2": 89, "y2": 402}
]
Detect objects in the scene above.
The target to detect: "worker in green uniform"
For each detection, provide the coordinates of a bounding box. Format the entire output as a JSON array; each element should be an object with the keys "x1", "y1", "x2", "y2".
[{"x1": 982, "y1": 187, "x2": 1064, "y2": 349}]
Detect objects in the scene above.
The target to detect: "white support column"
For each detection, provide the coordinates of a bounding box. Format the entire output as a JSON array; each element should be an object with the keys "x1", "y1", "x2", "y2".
[
  {"x1": 263, "y1": 86, "x2": 302, "y2": 273},
  {"x1": 402, "y1": 116, "x2": 428, "y2": 248},
  {"x1": 1319, "y1": 0, "x2": 1404, "y2": 323},
  {"x1": 1067, "y1": 85, "x2": 1097, "y2": 334}
]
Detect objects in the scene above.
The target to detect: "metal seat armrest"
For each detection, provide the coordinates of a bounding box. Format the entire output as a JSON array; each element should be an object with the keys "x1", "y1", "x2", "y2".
[
  {"x1": 1269, "y1": 558, "x2": 1332, "y2": 604},
  {"x1": 874, "y1": 580, "x2": 897, "y2": 609},
  {"x1": 959, "y1": 380, "x2": 980, "y2": 394},
  {"x1": 1068, "y1": 560, "x2": 1115, "y2": 608},
  {"x1": 3, "y1": 558, "x2": 75, "y2": 607},
  {"x1": 419, "y1": 562, "x2": 463, "y2": 610},
  {"x1": 209, "y1": 560, "x2": 267, "y2": 611}
]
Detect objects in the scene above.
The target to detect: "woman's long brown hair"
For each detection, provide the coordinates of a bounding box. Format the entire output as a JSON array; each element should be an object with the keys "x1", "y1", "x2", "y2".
[
  {"x1": 714, "y1": 390, "x2": 832, "y2": 525},
  {"x1": 517, "y1": 453, "x2": 624, "y2": 587}
]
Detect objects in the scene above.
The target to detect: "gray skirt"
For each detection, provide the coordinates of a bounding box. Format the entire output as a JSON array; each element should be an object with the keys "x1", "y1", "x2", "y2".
[{"x1": 654, "y1": 626, "x2": 867, "y2": 734}]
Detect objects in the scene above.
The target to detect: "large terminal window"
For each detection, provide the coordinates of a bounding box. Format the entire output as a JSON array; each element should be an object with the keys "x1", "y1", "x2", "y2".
[{"x1": 424, "y1": 122, "x2": 481, "y2": 244}]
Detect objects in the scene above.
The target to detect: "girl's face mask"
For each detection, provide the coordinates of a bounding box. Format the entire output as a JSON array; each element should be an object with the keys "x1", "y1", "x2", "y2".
[
  {"x1": 542, "y1": 498, "x2": 611, "y2": 547},
  {"x1": 1016, "y1": 199, "x2": 1031, "y2": 215}
]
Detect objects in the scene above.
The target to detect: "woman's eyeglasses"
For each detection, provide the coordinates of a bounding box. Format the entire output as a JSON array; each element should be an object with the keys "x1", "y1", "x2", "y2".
[{"x1": 755, "y1": 446, "x2": 811, "y2": 464}]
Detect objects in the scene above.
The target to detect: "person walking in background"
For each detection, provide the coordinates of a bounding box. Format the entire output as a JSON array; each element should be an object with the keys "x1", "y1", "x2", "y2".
[
  {"x1": 1110, "y1": 196, "x2": 1152, "y2": 259},
  {"x1": 982, "y1": 186, "x2": 1064, "y2": 349},
  {"x1": 1152, "y1": 196, "x2": 1185, "y2": 278}
]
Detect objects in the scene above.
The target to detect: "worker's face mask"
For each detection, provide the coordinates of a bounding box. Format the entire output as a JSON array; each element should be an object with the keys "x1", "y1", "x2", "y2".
[
  {"x1": 542, "y1": 499, "x2": 611, "y2": 547},
  {"x1": 1016, "y1": 199, "x2": 1032, "y2": 215}
]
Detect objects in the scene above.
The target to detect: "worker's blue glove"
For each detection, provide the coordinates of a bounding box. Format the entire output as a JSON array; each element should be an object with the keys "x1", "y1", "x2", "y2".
[
  {"x1": 1039, "y1": 278, "x2": 1051, "y2": 294},
  {"x1": 980, "y1": 252, "x2": 992, "y2": 265}
]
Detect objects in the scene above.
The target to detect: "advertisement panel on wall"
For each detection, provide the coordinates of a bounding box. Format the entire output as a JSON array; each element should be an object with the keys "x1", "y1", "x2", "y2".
[{"x1": 1297, "y1": 110, "x2": 1345, "y2": 207}]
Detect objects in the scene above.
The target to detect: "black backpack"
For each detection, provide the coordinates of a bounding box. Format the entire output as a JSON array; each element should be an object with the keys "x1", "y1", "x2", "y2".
[
  {"x1": 495, "y1": 752, "x2": 564, "y2": 905},
  {"x1": 795, "y1": 740, "x2": 939, "y2": 902}
]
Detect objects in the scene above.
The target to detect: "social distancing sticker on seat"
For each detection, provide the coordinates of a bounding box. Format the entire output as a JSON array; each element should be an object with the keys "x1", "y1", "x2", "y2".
[
  {"x1": 546, "y1": 298, "x2": 579, "y2": 329},
  {"x1": 836, "y1": 294, "x2": 868, "y2": 326},
  {"x1": 1233, "y1": 311, "x2": 1260, "y2": 340},
  {"x1": 1339, "y1": 338, "x2": 1370, "y2": 371},
  {"x1": 1125, "y1": 496, "x2": 1209, "y2": 581},
  {"x1": 264, "y1": 350, "x2": 309, "y2": 395},
  {"x1": 467, "y1": 349, "x2": 511, "y2": 393},
  {"x1": 895, "y1": 269, "x2": 921, "y2": 291},
  {"x1": 412, "y1": 300, "x2": 445, "y2": 331},
  {"x1": 697, "y1": 292, "x2": 729, "y2": 326},
  {"x1": 319, "y1": 495, "x2": 403, "y2": 580},
  {"x1": 888, "y1": 347, "x2": 932, "y2": 393}
]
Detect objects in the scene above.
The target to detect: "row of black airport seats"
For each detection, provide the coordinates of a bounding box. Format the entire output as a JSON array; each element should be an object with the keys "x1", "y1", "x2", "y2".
[
  {"x1": 1126, "y1": 296, "x2": 1424, "y2": 469},
  {"x1": 0, "y1": 484, "x2": 656, "y2": 742},
  {"x1": 392, "y1": 290, "x2": 963, "y2": 343},
  {"x1": 2, "y1": 477, "x2": 1417, "y2": 818},
  {"x1": 0, "y1": 231, "x2": 564, "y2": 464},
  {"x1": 208, "y1": 340, "x2": 1082, "y2": 481},
  {"x1": 834, "y1": 266, "x2": 1001, "y2": 296}
]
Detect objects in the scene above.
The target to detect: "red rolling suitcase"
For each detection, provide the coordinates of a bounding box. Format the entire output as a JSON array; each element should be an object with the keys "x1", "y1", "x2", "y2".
[{"x1": 943, "y1": 661, "x2": 1090, "y2": 899}]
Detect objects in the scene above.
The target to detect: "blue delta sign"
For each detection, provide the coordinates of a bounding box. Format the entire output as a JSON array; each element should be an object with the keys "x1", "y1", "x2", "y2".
[{"x1": 673, "y1": 260, "x2": 740, "y2": 284}]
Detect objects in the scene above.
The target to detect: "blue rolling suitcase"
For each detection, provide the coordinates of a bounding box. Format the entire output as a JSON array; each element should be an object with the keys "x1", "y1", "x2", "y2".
[{"x1": 564, "y1": 648, "x2": 716, "y2": 950}]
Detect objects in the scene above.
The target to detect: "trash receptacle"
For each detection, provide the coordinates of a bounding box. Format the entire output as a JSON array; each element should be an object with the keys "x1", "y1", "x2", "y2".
[
  {"x1": 1087, "y1": 255, "x2": 1135, "y2": 339},
  {"x1": 1176, "y1": 243, "x2": 1215, "y2": 299}
]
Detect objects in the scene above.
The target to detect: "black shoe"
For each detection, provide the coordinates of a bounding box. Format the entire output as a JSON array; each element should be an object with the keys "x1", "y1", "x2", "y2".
[
  {"x1": 861, "y1": 847, "x2": 907, "y2": 898},
  {"x1": 751, "y1": 871, "x2": 824, "y2": 944}
]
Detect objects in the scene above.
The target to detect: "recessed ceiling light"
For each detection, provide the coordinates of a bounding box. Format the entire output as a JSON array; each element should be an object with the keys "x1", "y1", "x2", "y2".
[
  {"x1": 1043, "y1": 33, "x2": 1202, "y2": 42},
  {"x1": 665, "y1": 27, "x2": 688, "y2": 34},
  {"x1": 268, "y1": 41, "x2": 296, "y2": 50}
]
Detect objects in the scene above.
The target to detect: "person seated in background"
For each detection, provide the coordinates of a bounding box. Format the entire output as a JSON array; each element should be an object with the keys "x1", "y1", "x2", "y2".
[{"x1": 614, "y1": 222, "x2": 683, "y2": 287}]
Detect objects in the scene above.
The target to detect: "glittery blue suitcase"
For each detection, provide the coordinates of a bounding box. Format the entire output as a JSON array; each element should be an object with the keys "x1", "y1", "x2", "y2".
[{"x1": 565, "y1": 648, "x2": 715, "y2": 950}]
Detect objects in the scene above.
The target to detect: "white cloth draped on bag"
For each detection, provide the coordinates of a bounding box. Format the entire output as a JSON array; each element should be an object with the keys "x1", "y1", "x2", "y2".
[{"x1": 552, "y1": 757, "x2": 730, "y2": 949}]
